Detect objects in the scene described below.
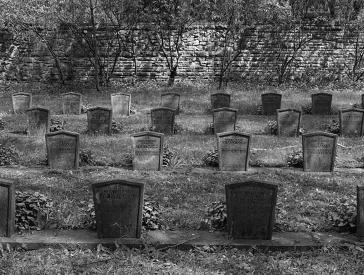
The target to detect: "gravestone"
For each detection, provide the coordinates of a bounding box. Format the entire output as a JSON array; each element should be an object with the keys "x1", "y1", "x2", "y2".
[
  {"x1": 362, "y1": 94, "x2": 364, "y2": 109},
  {"x1": 357, "y1": 185, "x2": 364, "y2": 240},
  {"x1": 213, "y1": 108, "x2": 237, "y2": 134},
  {"x1": 111, "y1": 93, "x2": 131, "y2": 117},
  {"x1": 87, "y1": 107, "x2": 112, "y2": 135},
  {"x1": 150, "y1": 107, "x2": 175, "y2": 135},
  {"x1": 0, "y1": 179, "x2": 15, "y2": 237},
  {"x1": 311, "y1": 93, "x2": 332, "y2": 115},
  {"x1": 46, "y1": 131, "x2": 80, "y2": 170},
  {"x1": 225, "y1": 181, "x2": 277, "y2": 240},
  {"x1": 277, "y1": 109, "x2": 301, "y2": 137},
  {"x1": 302, "y1": 132, "x2": 337, "y2": 172},
  {"x1": 92, "y1": 179, "x2": 144, "y2": 238},
  {"x1": 161, "y1": 92, "x2": 180, "y2": 114},
  {"x1": 339, "y1": 108, "x2": 364, "y2": 137},
  {"x1": 62, "y1": 92, "x2": 82, "y2": 115},
  {"x1": 217, "y1": 131, "x2": 250, "y2": 171},
  {"x1": 26, "y1": 107, "x2": 49, "y2": 136},
  {"x1": 132, "y1": 131, "x2": 164, "y2": 171},
  {"x1": 12, "y1": 93, "x2": 32, "y2": 114},
  {"x1": 211, "y1": 93, "x2": 230, "y2": 110},
  {"x1": 261, "y1": 93, "x2": 282, "y2": 115}
]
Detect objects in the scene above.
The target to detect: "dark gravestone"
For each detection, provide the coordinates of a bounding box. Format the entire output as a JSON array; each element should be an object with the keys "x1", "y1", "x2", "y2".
[
  {"x1": 26, "y1": 107, "x2": 49, "y2": 136},
  {"x1": 311, "y1": 93, "x2": 332, "y2": 115},
  {"x1": 362, "y1": 94, "x2": 364, "y2": 109},
  {"x1": 211, "y1": 93, "x2": 230, "y2": 110},
  {"x1": 217, "y1": 131, "x2": 250, "y2": 171},
  {"x1": 225, "y1": 181, "x2": 277, "y2": 240},
  {"x1": 357, "y1": 185, "x2": 364, "y2": 241},
  {"x1": 339, "y1": 108, "x2": 364, "y2": 137},
  {"x1": 151, "y1": 107, "x2": 175, "y2": 135},
  {"x1": 261, "y1": 93, "x2": 282, "y2": 115},
  {"x1": 0, "y1": 179, "x2": 15, "y2": 237},
  {"x1": 12, "y1": 93, "x2": 32, "y2": 114},
  {"x1": 161, "y1": 92, "x2": 180, "y2": 114},
  {"x1": 62, "y1": 92, "x2": 82, "y2": 115},
  {"x1": 87, "y1": 107, "x2": 112, "y2": 135},
  {"x1": 132, "y1": 131, "x2": 164, "y2": 171},
  {"x1": 213, "y1": 108, "x2": 237, "y2": 134},
  {"x1": 46, "y1": 131, "x2": 80, "y2": 170},
  {"x1": 92, "y1": 179, "x2": 144, "y2": 238},
  {"x1": 111, "y1": 93, "x2": 131, "y2": 117},
  {"x1": 302, "y1": 132, "x2": 337, "y2": 172},
  {"x1": 277, "y1": 109, "x2": 301, "y2": 137}
]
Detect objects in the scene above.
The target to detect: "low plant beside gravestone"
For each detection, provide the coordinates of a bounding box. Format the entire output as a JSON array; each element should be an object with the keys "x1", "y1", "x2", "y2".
[
  {"x1": 301, "y1": 103, "x2": 312, "y2": 114},
  {"x1": 111, "y1": 120, "x2": 123, "y2": 134},
  {"x1": 265, "y1": 120, "x2": 278, "y2": 135},
  {"x1": 0, "y1": 118, "x2": 5, "y2": 130},
  {"x1": 0, "y1": 144, "x2": 19, "y2": 166},
  {"x1": 286, "y1": 150, "x2": 304, "y2": 168},
  {"x1": 201, "y1": 201, "x2": 227, "y2": 231},
  {"x1": 49, "y1": 118, "x2": 65, "y2": 132},
  {"x1": 202, "y1": 149, "x2": 219, "y2": 167},
  {"x1": 323, "y1": 119, "x2": 341, "y2": 134},
  {"x1": 326, "y1": 197, "x2": 356, "y2": 233},
  {"x1": 79, "y1": 149, "x2": 97, "y2": 166}
]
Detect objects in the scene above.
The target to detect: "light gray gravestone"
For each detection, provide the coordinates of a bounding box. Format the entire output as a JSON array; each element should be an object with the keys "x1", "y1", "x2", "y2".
[
  {"x1": 12, "y1": 92, "x2": 32, "y2": 114},
  {"x1": 217, "y1": 131, "x2": 250, "y2": 171},
  {"x1": 302, "y1": 131, "x2": 337, "y2": 172},
  {"x1": 213, "y1": 107, "x2": 237, "y2": 134},
  {"x1": 225, "y1": 181, "x2": 278, "y2": 240},
  {"x1": 0, "y1": 179, "x2": 15, "y2": 237},
  {"x1": 339, "y1": 108, "x2": 364, "y2": 137},
  {"x1": 132, "y1": 131, "x2": 164, "y2": 171},
  {"x1": 277, "y1": 109, "x2": 301, "y2": 137},
  {"x1": 26, "y1": 107, "x2": 50, "y2": 136},
  {"x1": 311, "y1": 93, "x2": 332, "y2": 115},
  {"x1": 62, "y1": 92, "x2": 82, "y2": 115},
  {"x1": 211, "y1": 93, "x2": 231, "y2": 110},
  {"x1": 92, "y1": 179, "x2": 144, "y2": 238},
  {"x1": 87, "y1": 107, "x2": 112, "y2": 135},
  {"x1": 111, "y1": 93, "x2": 131, "y2": 117},
  {"x1": 150, "y1": 107, "x2": 175, "y2": 135},
  {"x1": 261, "y1": 93, "x2": 282, "y2": 115},
  {"x1": 46, "y1": 131, "x2": 80, "y2": 170},
  {"x1": 161, "y1": 92, "x2": 180, "y2": 114}
]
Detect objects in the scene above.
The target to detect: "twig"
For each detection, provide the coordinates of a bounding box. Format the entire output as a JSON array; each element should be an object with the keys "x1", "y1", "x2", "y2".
[{"x1": 157, "y1": 236, "x2": 200, "y2": 251}]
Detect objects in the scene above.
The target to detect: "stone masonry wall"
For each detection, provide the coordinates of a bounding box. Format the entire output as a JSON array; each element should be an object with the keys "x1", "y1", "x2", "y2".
[{"x1": 0, "y1": 23, "x2": 362, "y2": 84}]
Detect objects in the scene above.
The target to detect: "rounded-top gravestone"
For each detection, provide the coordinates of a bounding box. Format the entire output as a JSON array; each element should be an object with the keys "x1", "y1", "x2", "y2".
[
  {"x1": 26, "y1": 107, "x2": 50, "y2": 136},
  {"x1": 311, "y1": 93, "x2": 332, "y2": 115},
  {"x1": 339, "y1": 108, "x2": 364, "y2": 137},
  {"x1": 211, "y1": 93, "x2": 231, "y2": 110},
  {"x1": 111, "y1": 93, "x2": 131, "y2": 117},
  {"x1": 12, "y1": 92, "x2": 32, "y2": 114},
  {"x1": 87, "y1": 107, "x2": 112, "y2": 135},
  {"x1": 62, "y1": 92, "x2": 82, "y2": 115},
  {"x1": 161, "y1": 92, "x2": 180, "y2": 114},
  {"x1": 277, "y1": 109, "x2": 301, "y2": 137},
  {"x1": 261, "y1": 93, "x2": 282, "y2": 115}
]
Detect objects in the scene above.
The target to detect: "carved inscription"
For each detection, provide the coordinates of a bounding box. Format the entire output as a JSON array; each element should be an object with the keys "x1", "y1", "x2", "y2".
[
  {"x1": 211, "y1": 93, "x2": 230, "y2": 109},
  {"x1": 340, "y1": 110, "x2": 364, "y2": 136},
  {"x1": 277, "y1": 110, "x2": 300, "y2": 136},
  {"x1": 93, "y1": 182, "x2": 143, "y2": 238},
  {"x1": 12, "y1": 94, "x2": 31, "y2": 114},
  {"x1": 47, "y1": 134, "x2": 78, "y2": 169},
  {"x1": 219, "y1": 134, "x2": 249, "y2": 171},
  {"x1": 88, "y1": 109, "x2": 111, "y2": 134},
  {"x1": 63, "y1": 94, "x2": 81, "y2": 115},
  {"x1": 133, "y1": 135, "x2": 162, "y2": 170},
  {"x1": 303, "y1": 134, "x2": 336, "y2": 172},
  {"x1": 151, "y1": 109, "x2": 174, "y2": 134},
  {"x1": 111, "y1": 94, "x2": 130, "y2": 117},
  {"x1": 213, "y1": 110, "x2": 236, "y2": 134},
  {"x1": 261, "y1": 94, "x2": 281, "y2": 115}
]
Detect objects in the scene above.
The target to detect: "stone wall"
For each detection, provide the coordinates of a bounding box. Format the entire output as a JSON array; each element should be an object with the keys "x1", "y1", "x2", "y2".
[{"x1": 0, "y1": 23, "x2": 361, "y2": 84}]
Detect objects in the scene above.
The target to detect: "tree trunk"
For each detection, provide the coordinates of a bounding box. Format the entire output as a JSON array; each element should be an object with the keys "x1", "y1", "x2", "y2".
[
  {"x1": 89, "y1": 0, "x2": 100, "y2": 91},
  {"x1": 168, "y1": 67, "x2": 177, "y2": 86}
]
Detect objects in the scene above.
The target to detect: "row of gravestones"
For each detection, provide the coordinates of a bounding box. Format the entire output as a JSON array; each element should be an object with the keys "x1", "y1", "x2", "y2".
[{"x1": 1, "y1": 178, "x2": 363, "y2": 241}]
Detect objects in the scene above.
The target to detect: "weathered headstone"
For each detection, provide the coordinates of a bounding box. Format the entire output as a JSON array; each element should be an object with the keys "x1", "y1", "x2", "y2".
[
  {"x1": 261, "y1": 93, "x2": 282, "y2": 115},
  {"x1": 111, "y1": 93, "x2": 131, "y2": 117},
  {"x1": 161, "y1": 92, "x2": 180, "y2": 114},
  {"x1": 225, "y1": 181, "x2": 277, "y2": 240},
  {"x1": 62, "y1": 92, "x2": 82, "y2": 115},
  {"x1": 0, "y1": 179, "x2": 15, "y2": 237},
  {"x1": 12, "y1": 92, "x2": 32, "y2": 114},
  {"x1": 357, "y1": 185, "x2": 364, "y2": 241},
  {"x1": 46, "y1": 131, "x2": 80, "y2": 170},
  {"x1": 302, "y1": 132, "x2": 337, "y2": 172},
  {"x1": 92, "y1": 179, "x2": 144, "y2": 238},
  {"x1": 311, "y1": 93, "x2": 332, "y2": 115},
  {"x1": 339, "y1": 108, "x2": 364, "y2": 137},
  {"x1": 361, "y1": 94, "x2": 364, "y2": 109},
  {"x1": 211, "y1": 93, "x2": 230, "y2": 110},
  {"x1": 217, "y1": 131, "x2": 250, "y2": 171},
  {"x1": 213, "y1": 108, "x2": 237, "y2": 134},
  {"x1": 26, "y1": 107, "x2": 49, "y2": 136},
  {"x1": 87, "y1": 107, "x2": 112, "y2": 135},
  {"x1": 132, "y1": 131, "x2": 164, "y2": 171},
  {"x1": 277, "y1": 109, "x2": 301, "y2": 137},
  {"x1": 150, "y1": 107, "x2": 175, "y2": 135}
]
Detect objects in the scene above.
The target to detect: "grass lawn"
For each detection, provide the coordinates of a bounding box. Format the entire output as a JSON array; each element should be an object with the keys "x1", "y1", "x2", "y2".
[{"x1": 0, "y1": 81, "x2": 363, "y2": 273}]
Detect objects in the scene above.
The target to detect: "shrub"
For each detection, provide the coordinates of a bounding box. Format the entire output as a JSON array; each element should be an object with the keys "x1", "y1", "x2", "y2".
[
  {"x1": 256, "y1": 104, "x2": 263, "y2": 115},
  {"x1": 79, "y1": 149, "x2": 96, "y2": 166},
  {"x1": 265, "y1": 120, "x2": 278, "y2": 135},
  {"x1": 81, "y1": 103, "x2": 92, "y2": 114},
  {"x1": 0, "y1": 144, "x2": 19, "y2": 166},
  {"x1": 286, "y1": 150, "x2": 304, "y2": 168},
  {"x1": 301, "y1": 103, "x2": 312, "y2": 114},
  {"x1": 163, "y1": 146, "x2": 175, "y2": 166},
  {"x1": 324, "y1": 119, "x2": 340, "y2": 134},
  {"x1": 111, "y1": 120, "x2": 123, "y2": 134},
  {"x1": 16, "y1": 191, "x2": 53, "y2": 231},
  {"x1": 202, "y1": 201, "x2": 227, "y2": 231},
  {"x1": 173, "y1": 123, "x2": 184, "y2": 134},
  {"x1": 49, "y1": 118, "x2": 64, "y2": 132},
  {"x1": 204, "y1": 123, "x2": 214, "y2": 135},
  {"x1": 0, "y1": 118, "x2": 6, "y2": 130},
  {"x1": 202, "y1": 149, "x2": 219, "y2": 167},
  {"x1": 326, "y1": 197, "x2": 356, "y2": 233},
  {"x1": 143, "y1": 199, "x2": 164, "y2": 230},
  {"x1": 130, "y1": 105, "x2": 137, "y2": 115}
]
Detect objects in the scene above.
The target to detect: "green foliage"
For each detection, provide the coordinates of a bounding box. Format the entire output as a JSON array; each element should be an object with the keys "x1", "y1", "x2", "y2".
[
  {"x1": 202, "y1": 149, "x2": 219, "y2": 167},
  {"x1": 16, "y1": 191, "x2": 53, "y2": 231},
  {"x1": 323, "y1": 119, "x2": 340, "y2": 134},
  {"x1": 202, "y1": 201, "x2": 227, "y2": 231},
  {"x1": 0, "y1": 144, "x2": 19, "y2": 166},
  {"x1": 265, "y1": 120, "x2": 278, "y2": 135},
  {"x1": 49, "y1": 118, "x2": 64, "y2": 132},
  {"x1": 286, "y1": 150, "x2": 304, "y2": 168}
]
